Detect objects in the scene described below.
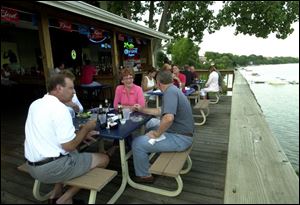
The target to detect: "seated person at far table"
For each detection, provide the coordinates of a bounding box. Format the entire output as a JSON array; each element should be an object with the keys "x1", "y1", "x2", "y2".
[
  {"x1": 190, "y1": 65, "x2": 198, "y2": 82},
  {"x1": 132, "y1": 70, "x2": 194, "y2": 183},
  {"x1": 1, "y1": 63, "x2": 17, "y2": 86},
  {"x1": 80, "y1": 59, "x2": 101, "y2": 87},
  {"x1": 141, "y1": 68, "x2": 157, "y2": 102},
  {"x1": 113, "y1": 67, "x2": 145, "y2": 110},
  {"x1": 50, "y1": 61, "x2": 65, "y2": 76},
  {"x1": 200, "y1": 65, "x2": 219, "y2": 99},
  {"x1": 189, "y1": 65, "x2": 200, "y2": 91},
  {"x1": 181, "y1": 64, "x2": 193, "y2": 87},
  {"x1": 24, "y1": 72, "x2": 109, "y2": 204},
  {"x1": 160, "y1": 63, "x2": 172, "y2": 71},
  {"x1": 60, "y1": 70, "x2": 84, "y2": 118},
  {"x1": 172, "y1": 64, "x2": 186, "y2": 93}
]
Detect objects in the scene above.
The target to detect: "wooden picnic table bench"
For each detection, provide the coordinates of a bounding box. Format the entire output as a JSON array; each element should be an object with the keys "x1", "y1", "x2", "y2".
[
  {"x1": 135, "y1": 146, "x2": 193, "y2": 197},
  {"x1": 208, "y1": 91, "x2": 220, "y2": 104},
  {"x1": 17, "y1": 163, "x2": 117, "y2": 204},
  {"x1": 193, "y1": 99, "x2": 210, "y2": 125}
]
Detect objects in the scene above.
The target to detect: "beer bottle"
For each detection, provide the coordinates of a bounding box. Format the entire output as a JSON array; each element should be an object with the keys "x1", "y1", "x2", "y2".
[
  {"x1": 104, "y1": 99, "x2": 109, "y2": 113},
  {"x1": 117, "y1": 102, "x2": 123, "y2": 120},
  {"x1": 98, "y1": 104, "x2": 107, "y2": 128}
]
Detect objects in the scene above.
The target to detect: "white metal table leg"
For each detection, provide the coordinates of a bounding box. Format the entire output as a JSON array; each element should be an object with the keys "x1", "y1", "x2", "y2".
[
  {"x1": 128, "y1": 175, "x2": 183, "y2": 197},
  {"x1": 32, "y1": 180, "x2": 52, "y2": 201},
  {"x1": 107, "y1": 139, "x2": 128, "y2": 204},
  {"x1": 88, "y1": 190, "x2": 97, "y2": 204}
]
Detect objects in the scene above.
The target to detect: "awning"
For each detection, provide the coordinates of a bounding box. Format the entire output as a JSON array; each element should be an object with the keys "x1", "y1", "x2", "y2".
[{"x1": 38, "y1": 1, "x2": 173, "y2": 41}]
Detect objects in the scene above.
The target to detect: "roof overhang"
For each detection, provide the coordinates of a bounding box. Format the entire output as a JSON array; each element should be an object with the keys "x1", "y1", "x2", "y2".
[{"x1": 38, "y1": 1, "x2": 172, "y2": 41}]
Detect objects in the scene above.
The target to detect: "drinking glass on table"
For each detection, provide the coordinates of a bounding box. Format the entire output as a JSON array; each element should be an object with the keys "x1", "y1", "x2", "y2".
[{"x1": 122, "y1": 108, "x2": 131, "y2": 120}]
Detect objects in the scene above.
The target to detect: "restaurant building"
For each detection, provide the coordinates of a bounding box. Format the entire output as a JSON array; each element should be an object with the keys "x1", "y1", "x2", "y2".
[{"x1": 1, "y1": 1, "x2": 172, "y2": 105}]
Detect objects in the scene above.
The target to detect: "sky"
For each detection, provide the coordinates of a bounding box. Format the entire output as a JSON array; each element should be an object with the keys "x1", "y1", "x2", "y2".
[
  {"x1": 199, "y1": 22, "x2": 299, "y2": 58},
  {"x1": 199, "y1": 1, "x2": 299, "y2": 58},
  {"x1": 138, "y1": 2, "x2": 299, "y2": 59}
]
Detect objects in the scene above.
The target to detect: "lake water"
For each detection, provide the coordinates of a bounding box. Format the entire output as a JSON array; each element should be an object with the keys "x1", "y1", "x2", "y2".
[{"x1": 239, "y1": 63, "x2": 299, "y2": 173}]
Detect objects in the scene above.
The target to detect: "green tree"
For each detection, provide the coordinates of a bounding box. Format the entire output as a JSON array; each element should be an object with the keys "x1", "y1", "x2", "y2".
[
  {"x1": 215, "y1": 55, "x2": 234, "y2": 69},
  {"x1": 168, "y1": 38, "x2": 200, "y2": 67},
  {"x1": 215, "y1": 1, "x2": 299, "y2": 39},
  {"x1": 84, "y1": 1, "x2": 299, "y2": 65},
  {"x1": 156, "y1": 51, "x2": 168, "y2": 68},
  {"x1": 202, "y1": 51, "x2": 298, "y2": 67},
  {"x1": 84, "y1": 1, "x2": 146, "y2": 21}
]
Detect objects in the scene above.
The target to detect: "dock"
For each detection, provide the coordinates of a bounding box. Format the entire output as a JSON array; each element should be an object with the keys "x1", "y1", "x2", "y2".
[{"x1": 1, "y1": 71, "x2": 299, "y2": 203}]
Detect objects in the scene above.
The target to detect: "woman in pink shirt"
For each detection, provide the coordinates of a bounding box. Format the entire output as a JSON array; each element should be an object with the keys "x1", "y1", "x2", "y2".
[
  {"x1": 108, "y1": 67, "x2": 145, "y2": 157},
  {"x1": 113, "y1": 67, "x2": 145, "y2": 110}
]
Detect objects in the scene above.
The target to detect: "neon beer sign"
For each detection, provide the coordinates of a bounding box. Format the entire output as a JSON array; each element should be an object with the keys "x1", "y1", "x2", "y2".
[{"x1": 124, "y1": 42, "x2": 138, "y2": 57}]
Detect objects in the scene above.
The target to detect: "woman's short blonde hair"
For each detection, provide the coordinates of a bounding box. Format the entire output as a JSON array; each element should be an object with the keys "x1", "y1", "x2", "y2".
[
  {"x1": 161, "y1": 63, "x2": 172, "y2": 71},
  {"x1": 121, "y1": 67, "x2": 135, "y2": 79}
]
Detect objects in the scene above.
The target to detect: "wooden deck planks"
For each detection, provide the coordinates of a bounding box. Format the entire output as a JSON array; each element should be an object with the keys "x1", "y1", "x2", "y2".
[
  {"x1": 1, "y1": 96, "x2": 232, "y2": 204},
  {"x1": 224, "y1": 72, "x2": 299, "y2": 204}
]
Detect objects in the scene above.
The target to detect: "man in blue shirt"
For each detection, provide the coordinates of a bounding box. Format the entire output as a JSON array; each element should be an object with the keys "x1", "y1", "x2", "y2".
[{"x1": 132, "y1": 70, "x2": 194, "y2": 183}]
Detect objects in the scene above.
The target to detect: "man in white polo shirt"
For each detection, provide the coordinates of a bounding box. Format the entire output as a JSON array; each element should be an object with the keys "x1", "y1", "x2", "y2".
[{"x1": 24, "y1": 72, "x2": 109, "y2": 204}]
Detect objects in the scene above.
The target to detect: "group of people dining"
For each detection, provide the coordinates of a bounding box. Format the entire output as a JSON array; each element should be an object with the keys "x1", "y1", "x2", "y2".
[{"x1": 23, "y1": 62, "x2": 221, "y2": 204}]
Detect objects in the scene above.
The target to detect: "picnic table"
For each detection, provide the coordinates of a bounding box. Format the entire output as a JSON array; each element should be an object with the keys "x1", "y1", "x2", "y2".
[
  {"x1": 74, "y1": 108, "x2": 193, "y2": 202},
  {"x1": 148, "y1": 87, "x2": 195, "y2": 108},
  {"x1": 74, "y1": 109, "x2": 153, "y2": 203}
]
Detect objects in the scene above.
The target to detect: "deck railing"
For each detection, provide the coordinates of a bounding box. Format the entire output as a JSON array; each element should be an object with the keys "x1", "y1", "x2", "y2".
[
  {"x1": 195, "y1": 69, "x2": 235, "y2": 92},
  {"x1": 224, "y1": 71, "x2": 299, "y2": 203}
]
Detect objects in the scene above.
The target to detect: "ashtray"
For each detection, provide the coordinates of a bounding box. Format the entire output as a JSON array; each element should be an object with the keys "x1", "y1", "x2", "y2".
[{"x1": 130, "y1": 115, "x2": 143, "y2": 122}]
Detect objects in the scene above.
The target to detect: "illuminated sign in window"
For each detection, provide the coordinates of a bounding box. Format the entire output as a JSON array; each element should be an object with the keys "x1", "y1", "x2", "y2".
[
  {"x1": 89, "y1": 36, "x2": 107, "y2": 43},
  {"x1": 124, "y1": 42, "x2": 138, "y2": 57},
  {"x1": 88, "y1": 29, "x2": 108, "y2": 43},
  {"x1": 71, "y1": 49, "x2": 76, "y2": 60},
  {"x1": 101, "y1": 43, "x2": 111, "y2": 49}
]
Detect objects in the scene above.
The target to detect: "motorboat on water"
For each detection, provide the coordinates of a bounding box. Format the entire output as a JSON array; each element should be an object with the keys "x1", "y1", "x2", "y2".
[{"x1": 267, "y1": 80, "x2": 287, "y2": 85}]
